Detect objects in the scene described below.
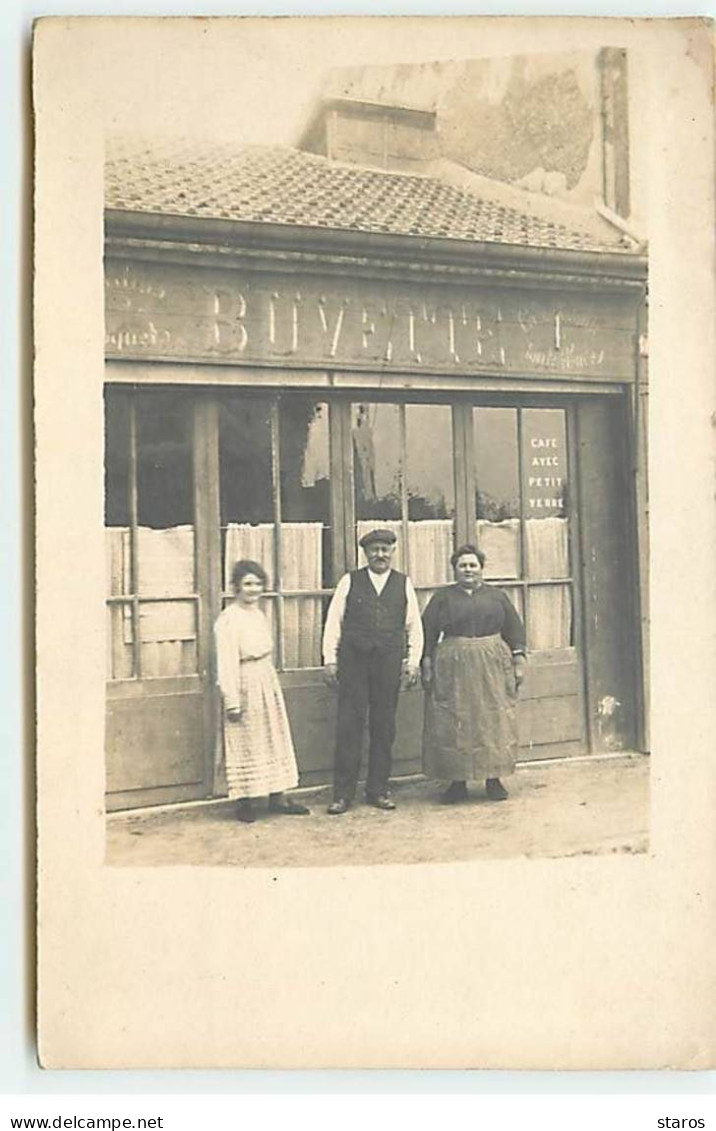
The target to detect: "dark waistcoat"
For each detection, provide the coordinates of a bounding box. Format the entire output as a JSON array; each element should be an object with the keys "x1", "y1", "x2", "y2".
[{"x1": 341, "y1": 568, "x2": 407, "y2": 654}]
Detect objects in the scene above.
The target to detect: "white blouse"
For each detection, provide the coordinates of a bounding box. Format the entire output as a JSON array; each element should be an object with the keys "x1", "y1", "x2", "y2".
[{"x1": 214, "y1": 602, "x2": 273, "y2": 710}]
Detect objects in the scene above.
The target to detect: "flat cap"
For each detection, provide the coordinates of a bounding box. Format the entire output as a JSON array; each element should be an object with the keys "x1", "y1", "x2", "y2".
[{"x1": 359, "y1": 527, "x2": 397, "y2": 549}]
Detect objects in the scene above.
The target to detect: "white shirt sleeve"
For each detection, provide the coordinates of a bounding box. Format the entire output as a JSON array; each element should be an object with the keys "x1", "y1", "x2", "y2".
[
  {"x1": 404, "y1": 577, "x2": 425, "y2": 668},
  {"x1": 322, "y1": 573, "x2": 352, "y2": 665},
  {"x1": 214, "y1": 610, "x2": 242, "y2": 710}
]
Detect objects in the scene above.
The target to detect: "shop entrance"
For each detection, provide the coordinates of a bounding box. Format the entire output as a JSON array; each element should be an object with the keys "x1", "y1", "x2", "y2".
[{"x1": 104, "y1": 378, "x2": 636, "y2": 811}]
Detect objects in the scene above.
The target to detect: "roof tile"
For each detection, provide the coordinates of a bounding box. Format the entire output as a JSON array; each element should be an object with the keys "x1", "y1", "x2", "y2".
[{"x1": 105, "y1": 136, "x2": 629, "y2": 254}]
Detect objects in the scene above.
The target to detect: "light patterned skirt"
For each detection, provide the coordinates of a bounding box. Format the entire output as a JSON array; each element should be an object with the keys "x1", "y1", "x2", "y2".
[
  {"x1": 223, "y1": 656, "x2": 299, "y2": 799},
  {"x1": 423, "y1": 634, "x2": 518, "y2": 782}
]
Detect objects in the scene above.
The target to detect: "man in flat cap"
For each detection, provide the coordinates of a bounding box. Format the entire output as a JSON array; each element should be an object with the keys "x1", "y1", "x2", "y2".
[{"x1": 322, "y1": 528, "x2": 423, "y2": 815}]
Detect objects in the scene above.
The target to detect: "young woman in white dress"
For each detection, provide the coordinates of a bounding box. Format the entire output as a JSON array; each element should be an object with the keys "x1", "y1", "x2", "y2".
[{"x1": 214, "y1": 559, "x2": 310, "y2": 823}]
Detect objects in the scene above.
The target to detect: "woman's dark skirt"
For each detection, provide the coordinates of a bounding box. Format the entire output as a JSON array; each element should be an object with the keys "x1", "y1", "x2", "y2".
[{"x1": 423, "y1": 633, "x2": 518, "y2": 782}]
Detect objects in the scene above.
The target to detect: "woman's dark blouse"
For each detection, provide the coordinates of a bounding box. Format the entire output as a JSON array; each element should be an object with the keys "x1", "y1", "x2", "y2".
[{"x1": 422, "y1": 584, "x2": 527, "y2": 658}]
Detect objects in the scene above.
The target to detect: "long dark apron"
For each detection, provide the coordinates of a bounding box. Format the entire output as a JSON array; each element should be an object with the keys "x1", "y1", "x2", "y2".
[{"x1": 423, "y1": 633, "x2": 518, "y2": 781}]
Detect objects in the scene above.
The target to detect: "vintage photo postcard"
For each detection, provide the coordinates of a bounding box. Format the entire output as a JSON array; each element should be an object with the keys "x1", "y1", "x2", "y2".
[{"x1": 34, "y1": 16, "x2": 716, "y2": 1068}]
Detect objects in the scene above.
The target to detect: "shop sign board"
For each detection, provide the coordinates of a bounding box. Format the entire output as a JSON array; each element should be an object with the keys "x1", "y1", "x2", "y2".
[{"x1": 105, "y1": 259, "x2": 637, "y2": 381}]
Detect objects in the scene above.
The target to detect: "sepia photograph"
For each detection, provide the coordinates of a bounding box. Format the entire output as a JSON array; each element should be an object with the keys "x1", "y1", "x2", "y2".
[
  {"x1": 102, "y1": 40, "x2": 649, "y2": 868},
  {"x1": 33, "y1": 16, "x2": 715, "y2": 1070}
]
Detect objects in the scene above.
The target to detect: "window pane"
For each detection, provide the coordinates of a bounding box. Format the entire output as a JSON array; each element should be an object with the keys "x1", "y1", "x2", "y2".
[
  {"x1": 136, "y1": 390, "x2": 194, "y2": 530},
  {"x1": 105, "y1": 391, "x2": 131, "y2": 529},
  {"x1": 279, "y1": 398, "x2": 331, "y2": 670},
  {"x1": 282, "y1": 594, "x2": 331, "y2": 670},
  {"x1": 353, "y1": 402, "x2": 405, "y2": 570},
  {"x1": 406, "y1": 404, "x2": 455, "y2": 589},
  {"x1": 105, "y1": 391, "x2": 133, "y2": 677},
  {"x1": 528, "y1": 584, "x2": 573, "y2": 650},
  {"x1": 140, "y1": 599, "x2": 198, "y2": 677},
  {"x1": 473, "y1": 407, "x2": 521, "y2": 579},
  {"x1": 353, "y1": 402, "x2": 457, "y2": 585},
  {"x1": 219, "y1": 394, "x2": 275, "y2": 592},
  {"x1": 353, "y1": 402, "x2": 401, "y2": 521},
  {"x1": 106, "y1": 393, "x2": 134, "y2": 674},
  {"x1": 405, "y1": 405, "x2": 454, "y2": 520},
  {"x1": 106, "y1": 528, "x2": 130, "y2": 599},
  {"x1": 105, "y1": 393, "x2": 132, "y2": 602},
  {"x1": 135, "y1": 527, "x2": 195, "y2": 597},
  {"x1": 134, "y1": 391, "x2": 197, "y2": 676},
  {"x1": 106, "y1": 603, "x2": 134, "y2": 680},
  {"x1": 105, "y1": 389, "x2": 198, "y2": 680},
  {"x1": 499, "y1": 585, "x2": 524, "y2": 624},
  {"x1": 279, "y1": 398, "x2": 331, "y2": 591},
  {"x1": 522, "y1": 408, "x2": 569, "y2": 579}
]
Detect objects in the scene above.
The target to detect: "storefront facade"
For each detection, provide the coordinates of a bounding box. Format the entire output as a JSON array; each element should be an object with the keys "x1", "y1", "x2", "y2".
[{"x1": 104, "y1": 148, "x2": 648, "y2": 812}]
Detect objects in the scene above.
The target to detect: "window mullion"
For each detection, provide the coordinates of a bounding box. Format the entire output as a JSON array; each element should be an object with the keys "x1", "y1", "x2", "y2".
[
  {"x1": 516, "y1": 407, "x2": 529, "y2": 638},
  {"x1": 467, "y1": 405, "x2": 477, "y2": 550},
  {"x1": 343, "y1": 402, "x2": 357, "y2": 573},
  {"x1": 452, "y1": 403, "x2": 472, "y2": 548},
  {"x1": 565, "y1": 405, "x2": 583, "y2": 655},
  {"x1": 270, "y1": 399, "x2": 285, "y2": 671},
  {"x1": 128, "y1": 397, "x2": 142, "y2": 680},
  {"x1": 399, "y1": 403, "x2": 410, "y2": 574}
]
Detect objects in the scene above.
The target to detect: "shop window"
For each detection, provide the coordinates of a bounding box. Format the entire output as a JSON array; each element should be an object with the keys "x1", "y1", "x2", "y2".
[
  {"x1": 105, "y1": 386, "x2": 576, "y2": 682},
  {"x1": 279, "y1": 398, "x2": 331, "y2": 669},
  {"x1": 474, "y1": 407, "x2": 521, "y2": 579},
  {"x1": 474, "y1": 406, "x2": 573, "y2": 651},
  {"x1": 522, "y1": 408, "x2": 572, "y2": 650},
  {"x1": 105, "y1": 391, "x2": 134, "y2": 680},
  {"x1": 353, "y1": 401, "x2": 455, "y2": 609},
  {"x1": 353, "y1": 402, "x2": 401, "y2": 521},
  {"x1": 105, "y1": 388, "x2": 198, "y2": 681},
  {"x1": 219, "y1": 392, "x2": 332, "y2": 670},
  {"x1": 219, "y1": 396, "x2": 273, "y2": 525}
]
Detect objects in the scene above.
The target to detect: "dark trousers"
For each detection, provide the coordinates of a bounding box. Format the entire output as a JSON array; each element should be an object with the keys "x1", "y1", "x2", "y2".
[{"x1": 334, "y1": 643, "x2": 403, "y2": 801}]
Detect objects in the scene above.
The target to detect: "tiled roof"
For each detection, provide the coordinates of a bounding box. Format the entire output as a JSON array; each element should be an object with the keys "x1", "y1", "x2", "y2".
[{"x1": 105, "y1": 136, "x2": 630, "y2": 254}]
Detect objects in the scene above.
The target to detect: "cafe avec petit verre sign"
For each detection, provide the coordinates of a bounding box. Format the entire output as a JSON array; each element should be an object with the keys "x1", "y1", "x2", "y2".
[{"x1": 105, "y1": 262, "x2": 635, "y2": 380}]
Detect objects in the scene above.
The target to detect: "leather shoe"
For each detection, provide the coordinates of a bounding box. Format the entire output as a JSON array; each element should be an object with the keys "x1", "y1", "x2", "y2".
[
  {"x1": 486, "y1": 777, "x2": 509, "y2": 801},
  {"x1": 366, "y1": 794, "x2": 396, "y2": 811},
  {"x1": 439, "y1": 781, "x2": 468, "y2": 805},
  {"x1": 236, "y1": 801, "x2": 256, "y2": 823},
  {"x1": 269, "y1": 798, "x2": 310, "y2": 815},
  {"x1": 327, "y1": 798, "x2": 350, "y2": 815}
]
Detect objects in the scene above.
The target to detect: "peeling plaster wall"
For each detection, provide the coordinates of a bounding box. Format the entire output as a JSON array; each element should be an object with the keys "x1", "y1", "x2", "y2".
[
  {"x1": 322, "y1": 52, "x2": 608, "y2": 206},
  {"x1": 438, "y1": 55, "x2": 601, "y2": 204}
]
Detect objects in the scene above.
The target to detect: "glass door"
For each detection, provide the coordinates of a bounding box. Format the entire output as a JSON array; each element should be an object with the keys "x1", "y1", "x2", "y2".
[
  {"x1": 216, "y1": 390, "x2": 337, "y2": 784},
  {"x1": 104, "y1": 387, "x2": 214, "y2": 809},
  {"x1": 473, "y1": 405, "x2": 586, "y2": 759},
  {"x1": 217, "y1": 392, "x2": 334, "y2": 669},
  {"x1": 352, "y1": 400, "x2": 456, "y2": 606},
  {"x1": 350, "y1": 398, "x2": 457, "y2": 777}
]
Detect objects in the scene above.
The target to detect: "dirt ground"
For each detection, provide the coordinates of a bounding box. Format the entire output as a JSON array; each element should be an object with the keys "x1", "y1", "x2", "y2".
[{"x1": 106, "y1": 754, "x2": 649, "y2": 868}]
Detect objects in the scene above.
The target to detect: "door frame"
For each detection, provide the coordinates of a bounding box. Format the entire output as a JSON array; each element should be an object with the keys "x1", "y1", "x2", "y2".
[
  {"x1": 105, "y1": 387, "x2": 219, "y2": 811},
  {"x1": 105, "y1": 370, "x2": 642, "y2": 809}
]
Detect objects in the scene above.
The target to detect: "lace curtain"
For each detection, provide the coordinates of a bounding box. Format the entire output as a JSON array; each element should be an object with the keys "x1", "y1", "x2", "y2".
[
  {"x1": 356, "y1": 519, "x2": 454, "y2": 612},
  {"x1": 357, "y1": 517, "x2": 570, "y2": 648},
  {"x1": 105, "y1": 517, "x2": 572, "y2": 680},
  {"x1": 223, "y1": 522, "x2": 324, "y2": 669},
  {"x1": 479, "y1": 516, "x2": 571, "y2": 650},
  {"x1": 105, "y1": 526, "x2": 197, "y2": 679},
  {"x1": 524, "y1": 517, "x2": 572, "y2": 651}
]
